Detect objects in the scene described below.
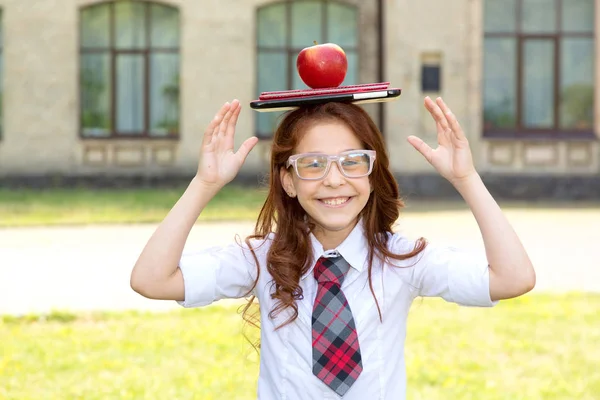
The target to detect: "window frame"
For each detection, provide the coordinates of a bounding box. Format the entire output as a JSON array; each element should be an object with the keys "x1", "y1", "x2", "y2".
[
  {"x1": 483, "y1": 0, "x2": 596, "y2": 140},
  {"x1": 255, "y1": 0, "x2": 360, "y2": 139},
  {"x1": 78, "y1": 0, "x2": 181, "y2": 140}
]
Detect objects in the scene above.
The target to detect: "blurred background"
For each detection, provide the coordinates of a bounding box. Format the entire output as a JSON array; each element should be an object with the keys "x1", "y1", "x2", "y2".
[
  {"x1": 0, "y1": 0, "x2": 598, "y2": 195},
  {"x1": 0, "y1": 0, "x2": 599, "y2": 399}
]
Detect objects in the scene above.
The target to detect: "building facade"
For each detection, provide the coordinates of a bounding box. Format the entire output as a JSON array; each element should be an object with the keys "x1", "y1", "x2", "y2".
[{"x1": 0, "y1": 0, "x2": 598, "y2": 197}]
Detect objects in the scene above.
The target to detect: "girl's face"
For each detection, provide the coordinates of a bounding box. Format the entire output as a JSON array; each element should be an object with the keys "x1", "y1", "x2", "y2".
[{"x1": 281, "y1": 120, "x2": 373, "y2": 248}]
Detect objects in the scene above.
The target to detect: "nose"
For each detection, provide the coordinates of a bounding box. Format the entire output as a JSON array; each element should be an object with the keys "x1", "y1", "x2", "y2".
[{"x1": 323, "y1": 161, "x2": 345, "y2": 188}]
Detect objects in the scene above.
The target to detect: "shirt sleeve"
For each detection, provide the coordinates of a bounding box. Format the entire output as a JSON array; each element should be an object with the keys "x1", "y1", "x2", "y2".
[
  {"x1": 176, "y1": 237, "x2": 266, "y2": 308},
  {"x1": 390, "y1": 234, "x2": 497, "y2": 307}
]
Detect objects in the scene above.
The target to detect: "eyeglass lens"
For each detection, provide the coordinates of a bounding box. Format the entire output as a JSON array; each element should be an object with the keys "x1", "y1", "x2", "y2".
[{"x1": 295, "y1": 152, "x2": 371, "y2": 179}]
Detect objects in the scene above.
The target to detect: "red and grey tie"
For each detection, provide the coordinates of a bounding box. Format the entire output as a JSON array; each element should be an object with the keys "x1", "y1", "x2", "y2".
[{"x1": 312, "y1": 255, "x2": 363, "y2": 396}]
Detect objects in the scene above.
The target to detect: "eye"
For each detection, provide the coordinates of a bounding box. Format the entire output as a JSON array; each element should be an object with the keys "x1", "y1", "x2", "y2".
[
  {"x1": 341, "y1": 159, "x2": 360, "y2": 166},
  {"x1": 297, "y1": 156, "x2": 327, "y2": 169},
  {"x1": 341, "y1": 153, "x2": 369, "y2": 167}
]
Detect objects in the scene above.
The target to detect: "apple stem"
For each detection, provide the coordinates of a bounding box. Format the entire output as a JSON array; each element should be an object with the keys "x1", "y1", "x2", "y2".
[{"x1": 313, "y1": 40, "x2": 318, "y2": 45}]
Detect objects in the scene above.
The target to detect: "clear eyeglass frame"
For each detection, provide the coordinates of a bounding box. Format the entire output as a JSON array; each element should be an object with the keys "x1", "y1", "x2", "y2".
[{"x1": 285, "y1": 149, "x2": 377, "y2": 181}]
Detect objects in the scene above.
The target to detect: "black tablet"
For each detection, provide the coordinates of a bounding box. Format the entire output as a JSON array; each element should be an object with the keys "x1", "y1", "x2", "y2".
[{"x1": 250, "y1": 88, "x2": 402, "y2": 112}]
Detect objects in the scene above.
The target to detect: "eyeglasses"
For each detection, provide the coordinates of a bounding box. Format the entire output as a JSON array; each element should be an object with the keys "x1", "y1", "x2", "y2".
[{"x1": 286, "y1": 150, "x2": 376, "y2": 180}]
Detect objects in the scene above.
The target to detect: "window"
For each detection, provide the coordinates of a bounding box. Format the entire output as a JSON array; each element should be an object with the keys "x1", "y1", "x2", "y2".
[
  {"x1": 256, "y1": 1, "x2": 359, "y2": 138},
  {"x1": 483, "y1": 0, "x2": 595, "y2": 137},
  {"x1": 79, "y1": 1, "x2": 180, "y2": 139},
  {"x1": 421, "y1": 65, "x2": 441, "y2": 92}
]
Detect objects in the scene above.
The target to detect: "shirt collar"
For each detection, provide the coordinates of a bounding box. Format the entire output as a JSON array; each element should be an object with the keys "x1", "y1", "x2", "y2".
[{"x1": 302, "y1": 219, "x2": 369, "y2": 281}]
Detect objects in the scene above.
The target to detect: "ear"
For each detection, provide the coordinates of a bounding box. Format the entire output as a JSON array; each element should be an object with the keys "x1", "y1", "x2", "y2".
[{"x1": 279, "y1": 166, "x2": 297, "y2": 198}]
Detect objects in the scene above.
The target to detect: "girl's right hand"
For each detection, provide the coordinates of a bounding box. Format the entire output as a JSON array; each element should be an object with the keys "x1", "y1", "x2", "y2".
[{"x1": 196, "y1": 100, "x2": 259, "y2": 188}]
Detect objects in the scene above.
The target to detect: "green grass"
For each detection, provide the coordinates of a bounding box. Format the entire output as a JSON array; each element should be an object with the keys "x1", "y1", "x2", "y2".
[
  {"x1": 0, "y1": 186, "x2": 268, "y2": 227},
  {"x1": 1, "y1": 294, "x2": 599, "y2": 399},
  {"x1": 1, "y1": 185, "x2": 598, "y2": 228}
]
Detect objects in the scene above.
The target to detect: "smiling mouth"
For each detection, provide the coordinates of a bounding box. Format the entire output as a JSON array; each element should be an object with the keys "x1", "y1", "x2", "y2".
[{"x1": 319, "y1": 197, "x2": 352, "y2": 207}]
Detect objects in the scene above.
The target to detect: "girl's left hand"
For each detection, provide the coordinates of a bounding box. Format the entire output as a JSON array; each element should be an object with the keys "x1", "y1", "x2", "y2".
[{"x1": 407, "y1": 97, "x2": 477, "y2": 186}]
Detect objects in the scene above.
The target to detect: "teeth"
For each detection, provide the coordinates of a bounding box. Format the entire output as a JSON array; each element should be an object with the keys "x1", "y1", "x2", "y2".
[{"x1": 322, "y1": 197, "x2": 349, "y2": 206}]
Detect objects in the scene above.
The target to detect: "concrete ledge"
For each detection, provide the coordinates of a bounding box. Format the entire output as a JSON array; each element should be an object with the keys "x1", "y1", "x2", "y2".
[{"x1": 0, "y1": 173, "x2": 599, "y2": 201}]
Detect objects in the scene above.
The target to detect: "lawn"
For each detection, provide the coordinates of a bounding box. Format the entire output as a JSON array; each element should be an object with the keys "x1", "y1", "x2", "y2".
[
  {"x1": 1, "y1": 293, "x2": 598, "y2": 400},
  {"x1": 0, "y1": 185, "x2": 268, "y2": 227},
  {"x1": 2, "y1": 185, "x2": 597, "y2": 228}
]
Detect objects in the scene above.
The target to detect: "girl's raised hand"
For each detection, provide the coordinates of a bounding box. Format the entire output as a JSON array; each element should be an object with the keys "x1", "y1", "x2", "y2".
[
  {"x1": 196, "y1": 100, "x2": 259, "y2": 188},
  {"x1": 407, "y1": 97, "x2": 477, "y2": 186}
]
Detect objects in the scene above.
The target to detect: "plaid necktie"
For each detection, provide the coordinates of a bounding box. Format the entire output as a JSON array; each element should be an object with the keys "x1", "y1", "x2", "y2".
[{"x1": 312, "y1": 255, "x2": 363, "y2": 397}]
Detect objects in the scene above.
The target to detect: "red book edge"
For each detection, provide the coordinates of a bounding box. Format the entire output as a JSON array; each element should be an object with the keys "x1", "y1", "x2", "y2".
[{"x1": 259, "y1": 82, "x2": 390, "y2": 100}]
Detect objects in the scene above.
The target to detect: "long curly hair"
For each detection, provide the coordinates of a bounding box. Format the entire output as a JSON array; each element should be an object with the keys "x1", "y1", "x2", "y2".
[{"x1": 242, "y1": 102, "x2": 427, "y2": 337}]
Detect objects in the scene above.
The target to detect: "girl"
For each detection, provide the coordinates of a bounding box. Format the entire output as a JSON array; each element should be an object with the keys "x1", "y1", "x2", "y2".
[{"x1": 130, "y1": 96, "x2": 535, "y2": 399}]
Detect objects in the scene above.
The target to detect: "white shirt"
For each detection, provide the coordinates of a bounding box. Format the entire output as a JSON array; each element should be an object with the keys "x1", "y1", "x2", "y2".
[{"x1": 177, "y1": 221, "x2": 496, "y2": 399}]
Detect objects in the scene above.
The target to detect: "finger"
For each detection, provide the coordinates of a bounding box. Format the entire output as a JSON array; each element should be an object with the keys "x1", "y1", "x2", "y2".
[
  {"x1": 424, "y1": 97, "x2": 450, "y2": 131},
  {"x1": 217, "y1": 102, "x2": 233, "y2": 138},
  {"x1": 235, "y1": 136, "x2": 259, "y2": 164},
  {"x1": 225, "y1": 100, "x2": 242, "y2": 148},
  {"x1": 202, "y1": 115, "x2": 219, "y2": 148},
  {"x1": 436, "y1": 98, "x2": 466, "y2": 141},
  {"x1": 212, "y1": 103, "x2": 230, "y2": 140},
  {"x1": 435, "y1": 121, "x2": 444, "y2": 136},
  {"x1": 216, "y1": 105, "x2": 235, "y2": 153},
  {"x1": 227, "y1": 100, "x2": 241, "y2": 136},
  {"x1": 436, "y1": 121, "x2": 451, "y2": 147},
  {"x1": 203, "y1": 103, "x2": 230, "y2": 147},
  {"x1": 425, "y1": 97, "x2": 453, "y2": 145},
  {"x1": 407, "y1": 135, "x2": 433, "y2": 164}
]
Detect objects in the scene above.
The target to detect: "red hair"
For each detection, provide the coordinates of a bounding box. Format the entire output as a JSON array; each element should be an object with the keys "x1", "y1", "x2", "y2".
[{"x1": 242, "y1": 102, "x2": 427, "y2": 337}]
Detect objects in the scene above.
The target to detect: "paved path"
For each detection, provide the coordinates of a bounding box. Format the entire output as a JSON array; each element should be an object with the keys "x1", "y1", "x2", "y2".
[{"x1": 1, "y1": 206, "x2": 599, "y2": 315}]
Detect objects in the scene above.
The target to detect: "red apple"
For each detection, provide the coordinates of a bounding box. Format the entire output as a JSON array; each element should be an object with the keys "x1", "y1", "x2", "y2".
[{"x1": 296, "y1": 41, "x2": 348, "y2": 89}]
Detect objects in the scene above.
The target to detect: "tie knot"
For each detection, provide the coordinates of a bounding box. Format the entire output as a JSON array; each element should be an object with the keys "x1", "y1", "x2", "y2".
[{"x1": 313, "y1": 255, "x2": 350, "y2": 286}]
